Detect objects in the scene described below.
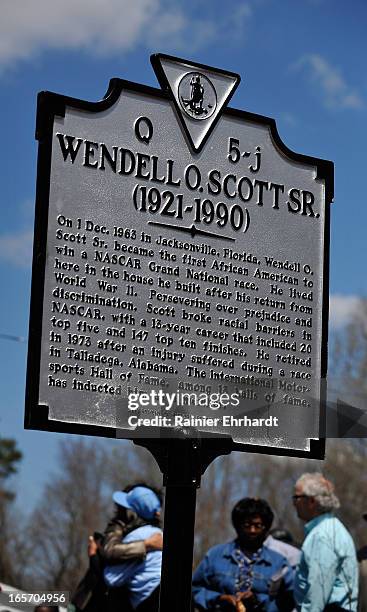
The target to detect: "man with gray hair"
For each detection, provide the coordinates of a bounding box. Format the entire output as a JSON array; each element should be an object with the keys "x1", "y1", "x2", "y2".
[{"x1": 293, "y1": 473, "x2": 358, "y2": 611}]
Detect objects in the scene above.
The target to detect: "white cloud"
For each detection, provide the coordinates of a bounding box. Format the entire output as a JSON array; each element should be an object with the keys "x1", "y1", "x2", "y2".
[
  {"x1": 148, "y1": 11, "x2": 217, "y2": 53},
  {"x1": 0, "y1": 0, "x2": 183, "y2": 68},
  {"x1": 329, "y1": 294, "x2": 362, "y2": 329},
  {"x1": 227, "y1": 2, "x2": 253, "y2": 42},
  {"x1": 0, "y1": 229, "x2": 33, "y2": 268},
  {"x1": 0, "y1": 0, "x2": 255, "y2": 70},
  {"x1": 291, "y1": 54, "x2": 364, "y2": 110}
]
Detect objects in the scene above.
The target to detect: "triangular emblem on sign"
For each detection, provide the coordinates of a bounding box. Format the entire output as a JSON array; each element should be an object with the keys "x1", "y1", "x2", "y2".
[{"x1": 151, "y1": 53, "x2": 240, "y2": 153}]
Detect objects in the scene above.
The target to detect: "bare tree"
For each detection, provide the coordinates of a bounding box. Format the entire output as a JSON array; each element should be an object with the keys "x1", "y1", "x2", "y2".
[
  {"x1": 22, "y1": 437, "x2": 163, "y2": 592},
  {"x1": 24, "y1": 437, "x2": 112, "y2": 591},
  {"x1": 195, "y1": 453, "x2": 241, "y2": 565},
  {"x1": 330, "y1": 297, "x2": 367, "y2": 409},
  {"x1": 105, "y1": 440, "x2": 162, "y2": 493}
]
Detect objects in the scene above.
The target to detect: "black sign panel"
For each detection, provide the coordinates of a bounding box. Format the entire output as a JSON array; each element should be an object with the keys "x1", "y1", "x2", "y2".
[{"x1": 25, "y1": 55, "x2": 333, "y2": 458}]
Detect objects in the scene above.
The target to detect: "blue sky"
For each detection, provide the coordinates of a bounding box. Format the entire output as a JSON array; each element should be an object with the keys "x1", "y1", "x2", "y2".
[{"x1": 0, "y1": 0, "x2": 366, "y2": 512}]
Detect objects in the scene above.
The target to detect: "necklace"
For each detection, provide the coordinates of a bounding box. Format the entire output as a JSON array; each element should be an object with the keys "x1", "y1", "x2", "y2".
[{"x1": 234, "y1": 546, "x2": 262, "y2": 592}]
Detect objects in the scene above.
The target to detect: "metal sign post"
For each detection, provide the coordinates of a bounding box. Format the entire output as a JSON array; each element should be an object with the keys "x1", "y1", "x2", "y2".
[
  {"x1": 25, "y1": 53, "x2": 333, "y2": 611},
  {"x1": 135, "y1": 436, "x2": 232, "y2": 612}
]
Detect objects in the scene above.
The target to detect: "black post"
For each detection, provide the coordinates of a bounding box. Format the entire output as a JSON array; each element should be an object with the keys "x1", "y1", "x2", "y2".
[
  {"x1": 159, "y1": 481, "x2": 197, "y2": 612},
  {"x1": 134, "y1": 435, "x2": 232, "y2": 612},
  {"x1": 158, "y1": 438, "x2": 199, "y2": 612}
]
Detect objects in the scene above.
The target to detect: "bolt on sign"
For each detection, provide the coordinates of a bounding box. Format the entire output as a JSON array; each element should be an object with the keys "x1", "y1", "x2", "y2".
[{"x1": 25, "y1": 55, "x2": 333, "y2": 458}]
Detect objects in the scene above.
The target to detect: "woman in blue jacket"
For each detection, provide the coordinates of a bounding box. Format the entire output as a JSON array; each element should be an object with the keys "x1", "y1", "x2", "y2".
[{"x1": 192, "y1": 498, "x2": 295, "y2": 611}]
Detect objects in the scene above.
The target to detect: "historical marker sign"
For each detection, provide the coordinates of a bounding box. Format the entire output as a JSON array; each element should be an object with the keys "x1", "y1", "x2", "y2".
[{"x1": 25, "y1": 55, "x2": 333, "y2": 458}]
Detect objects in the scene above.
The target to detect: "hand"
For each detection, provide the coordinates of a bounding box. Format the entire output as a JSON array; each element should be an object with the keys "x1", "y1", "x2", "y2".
[
  {"x1": 218, "y1": 594, "x2": 238, "y2": 607},
  {"x1": 236, "y1": 591, "x2": 258, "y2": 611},
  {"x1": 144, "y1": 532, "x2": 163, "y2": 551},
  {"x1": 88, "y1": 535, "x2": 98, "y2": 556}
]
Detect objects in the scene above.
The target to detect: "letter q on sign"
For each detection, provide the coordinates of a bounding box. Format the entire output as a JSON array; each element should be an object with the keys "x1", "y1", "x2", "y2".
[{"x1": 134, "y1": 117, "x2": 153, "y2": 144}]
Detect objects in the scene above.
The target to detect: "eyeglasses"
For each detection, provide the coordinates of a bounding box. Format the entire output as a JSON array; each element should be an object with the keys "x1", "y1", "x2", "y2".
[
  {"x1": 242, "y1": 522, "x2": 266, "y2": 531},
  {"x1": 292, "y1": 494, "x2": 308, "y2": 501}
]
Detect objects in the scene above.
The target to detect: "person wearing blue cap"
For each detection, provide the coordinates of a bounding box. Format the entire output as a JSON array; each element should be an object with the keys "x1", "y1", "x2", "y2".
[
  {"x1": 71, "y1": 483, "x2": 163, "y2": 612},
  {"x1": 104, "y1": 486, "x2": 163, "y2": 612},
  {"x1": 101, "y1": 484, "x2": 163, "y2": 566}
]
